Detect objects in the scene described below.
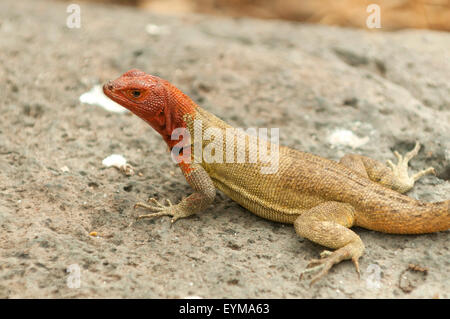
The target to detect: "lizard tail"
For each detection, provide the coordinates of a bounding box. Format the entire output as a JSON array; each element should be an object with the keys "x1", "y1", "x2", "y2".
[{"x1": 359, "y1": 200, "x2": 450, "y2": 234}]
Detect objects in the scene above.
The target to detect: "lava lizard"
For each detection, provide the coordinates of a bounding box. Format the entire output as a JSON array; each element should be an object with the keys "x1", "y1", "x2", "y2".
[{"x1": 103, "y1": 69, "x2": 449, "y2": 284}]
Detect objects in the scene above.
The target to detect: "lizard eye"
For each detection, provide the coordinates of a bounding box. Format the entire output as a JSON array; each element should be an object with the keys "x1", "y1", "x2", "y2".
[{"x1": 128, "y1": 90, "x2": 141, "y2": 98}]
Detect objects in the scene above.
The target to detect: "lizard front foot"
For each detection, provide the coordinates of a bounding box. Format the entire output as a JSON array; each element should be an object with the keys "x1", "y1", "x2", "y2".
[
  {"x1": 386, "y1": 142, "x2": 435, "y2": 193},
  {"x1": 134, "y1": 197, "x2": 192, "y2": 223}
]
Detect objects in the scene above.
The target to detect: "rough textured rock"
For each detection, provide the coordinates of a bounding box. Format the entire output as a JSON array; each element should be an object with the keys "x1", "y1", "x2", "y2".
[{"x1": 0, "y1": 0, "x2": 448, "y2": 298}]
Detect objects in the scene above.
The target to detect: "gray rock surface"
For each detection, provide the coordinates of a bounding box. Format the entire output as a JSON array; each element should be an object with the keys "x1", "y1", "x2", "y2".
[{"x1": 0, "y1": 0, "x2": 448, "y2": 298}]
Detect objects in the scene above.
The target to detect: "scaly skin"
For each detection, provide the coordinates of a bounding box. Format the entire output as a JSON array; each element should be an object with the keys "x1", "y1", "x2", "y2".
[{"x1": 103, "y1": 69, "x2": 449, "y2": 285}]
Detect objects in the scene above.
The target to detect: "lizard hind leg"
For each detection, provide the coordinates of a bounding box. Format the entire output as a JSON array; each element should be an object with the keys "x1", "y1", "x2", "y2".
[{"x1": 294, "y1": 202, "x2": 365, "y2": 285}]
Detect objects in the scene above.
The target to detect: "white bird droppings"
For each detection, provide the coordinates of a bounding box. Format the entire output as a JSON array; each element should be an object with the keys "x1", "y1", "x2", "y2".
[
  {"x1": 102, "y1": 154, "x2": 135, "y2": 176},
  {"x1": 102, "y1": 154, "x2": 127, "y2": 168},
  {"x1": 79, "y1": 85, "x2": 128, "y2": 114},
  {"x1": 145, "y1": 24, "x2": 170, "y2": 35},
  {"x1": 328, "y1": 129, "x2": 369, "y2": 149}
]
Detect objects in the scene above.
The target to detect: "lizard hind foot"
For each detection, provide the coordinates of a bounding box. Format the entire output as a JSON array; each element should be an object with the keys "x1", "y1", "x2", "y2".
[
  {"x1": 300, "y1": 245, "x2": 362, "y2": 286},
  {"x1": 386, "y1": 141, "x2": 436, "y2": 193}
]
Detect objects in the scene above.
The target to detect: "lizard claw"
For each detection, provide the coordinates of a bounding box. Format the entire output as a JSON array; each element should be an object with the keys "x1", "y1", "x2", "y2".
[
  {"x1": 134, "y1": 197, "x2": 192, "y2": 224},
  {"x1": 134, "y1": 197, "x2": 175, "y2": 219}
]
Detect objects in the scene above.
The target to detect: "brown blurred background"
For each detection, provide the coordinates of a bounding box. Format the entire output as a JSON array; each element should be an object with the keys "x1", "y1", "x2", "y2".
[{"x1": 60, "y1": 0, "x2": 450, "y2": 31}]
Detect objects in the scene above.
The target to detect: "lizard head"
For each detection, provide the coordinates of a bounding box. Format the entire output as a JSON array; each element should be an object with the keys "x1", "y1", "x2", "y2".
[
  {"x1": 103, "y1": 69, "x2": 167, "y2": 119},
  {"x1": 103, "y1": 69, "x2": 197, "y2": 147}
]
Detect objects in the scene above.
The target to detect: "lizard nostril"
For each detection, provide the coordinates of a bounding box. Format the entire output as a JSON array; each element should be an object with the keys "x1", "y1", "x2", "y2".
[{"x1": 105, "y1": 81, "x2": 114, "y2": 91}]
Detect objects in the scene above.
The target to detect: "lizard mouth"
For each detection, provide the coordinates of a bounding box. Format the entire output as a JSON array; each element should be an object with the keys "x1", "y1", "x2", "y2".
[{"x1": 103, "y1": 81, "x2": 127, "y2": 107}]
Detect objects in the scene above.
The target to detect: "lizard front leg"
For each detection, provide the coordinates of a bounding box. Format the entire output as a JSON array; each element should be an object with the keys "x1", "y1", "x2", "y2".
[
  {"x1": 135, "y1": 163, "x2": 215, "y2": 223},
  {"x1": 339, "y1": 142, "x2": 435, "y2": 193},
  {"x1": 294, "y1": 201, "x2": 364, "y2": 285}
]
